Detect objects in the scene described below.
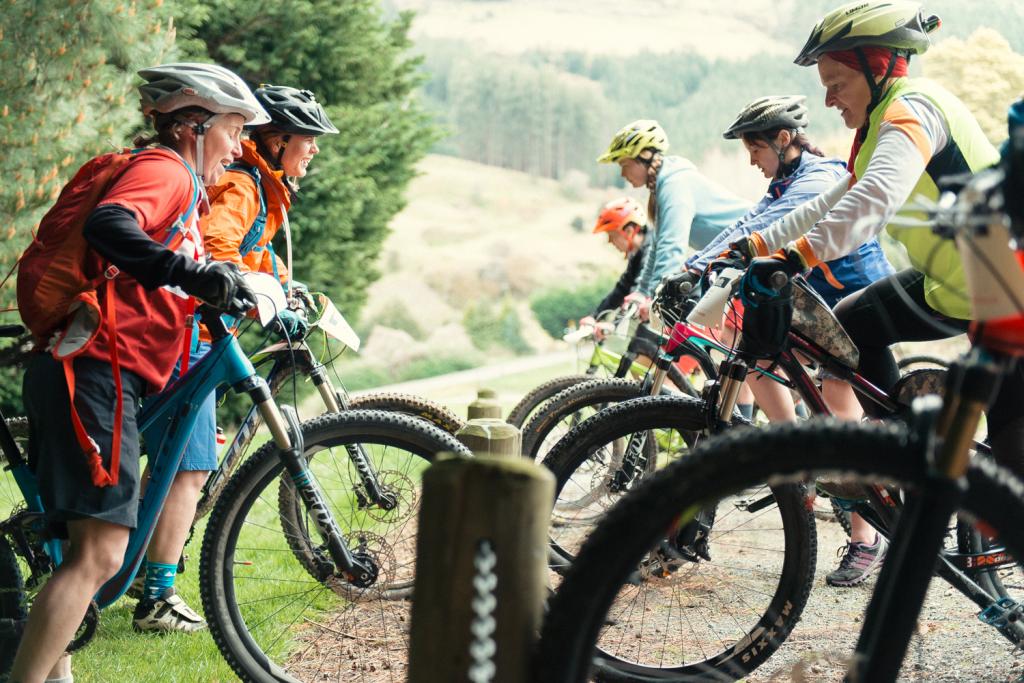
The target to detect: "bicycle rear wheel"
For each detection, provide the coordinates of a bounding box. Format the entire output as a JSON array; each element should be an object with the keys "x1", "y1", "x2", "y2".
[
  {"x1": 538, "y1": 418, "x2": 1024, "y2": 683},
  {"x1": 507, "y1": 375, "x2": 593, "y2": 428},
  {"x1": 0, "y1": 536, "x2": 26, "y2": 678},
  {"x1": 199, "y1": 410, "x2": 470, "y2": 683}
]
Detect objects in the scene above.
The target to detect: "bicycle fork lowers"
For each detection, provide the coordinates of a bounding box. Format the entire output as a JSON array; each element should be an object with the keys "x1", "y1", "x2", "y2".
[{"x1": 211, "y1": 322, "x2": 382, "y2": 589}]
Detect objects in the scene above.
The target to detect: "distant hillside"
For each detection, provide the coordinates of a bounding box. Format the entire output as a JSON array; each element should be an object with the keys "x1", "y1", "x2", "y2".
[
  {"x1": 353, "y1": 154, "x2": 641, "y2": 366},
  {"x1": 390, "y1": 0, "x2": 788, "y2": 59}
]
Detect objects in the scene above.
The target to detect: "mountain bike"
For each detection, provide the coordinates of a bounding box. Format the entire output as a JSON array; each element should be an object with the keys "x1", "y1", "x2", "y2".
[
  {"x1": 507, "y1": 304, "x2": 714, "y2": 429},
  {"x1": 535, "y1": 164, "x2": 1024, "y2": 681},
  {"x1": 530, "y1": 262, "x2": 957, "y2": 554},
  {"x1": 192, "y1": 290, "x2": 462, "y2": 521},
  {"x1": 0, "y1": 290, "x2": 470, "y2": 681}
]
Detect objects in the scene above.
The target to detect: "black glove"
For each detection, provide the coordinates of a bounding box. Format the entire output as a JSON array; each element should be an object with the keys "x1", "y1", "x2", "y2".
[
  {"x1": 728, "y1": 237, "x2": 757, "y2": 264},
  {"x1": 178, "y1": 261, "x2": 257, "y2": 313},
  {"x1": 658, "y1": 270, "x2": 701, "y2": 301}
]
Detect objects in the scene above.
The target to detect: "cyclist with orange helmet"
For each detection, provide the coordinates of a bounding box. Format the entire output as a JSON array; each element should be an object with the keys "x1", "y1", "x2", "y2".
[
  {"x1": 579, "y1": 197, "x2": 649, "y2": 334},
  {"x1": 597, "y1": 120, "x2": 750, "y2": 319}
]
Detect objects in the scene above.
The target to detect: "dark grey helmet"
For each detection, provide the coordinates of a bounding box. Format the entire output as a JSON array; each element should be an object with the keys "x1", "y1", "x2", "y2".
[
  {"x1": 253, "y1": 85, "x2": 339, "y2": 136},
  {"x1": 722, "y1": 96, "x2": 809, "y2": 140}
]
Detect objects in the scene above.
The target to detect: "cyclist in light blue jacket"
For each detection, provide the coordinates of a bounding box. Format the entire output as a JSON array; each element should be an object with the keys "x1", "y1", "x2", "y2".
[
  {"x1": 597, "y1": 119, "x2": 750, "y2": 318},
  {"x1": 689, "y1": 96, "x2": 893, "y2": 307}
]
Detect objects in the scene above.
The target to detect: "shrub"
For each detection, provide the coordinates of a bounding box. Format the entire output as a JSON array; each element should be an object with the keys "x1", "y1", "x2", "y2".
[
  {"x1": 464, "y1": 298, "x2": 533, "y2": 355},
  {"x1": 530, "y1": 276, "x2": 617, "y2": 338}
]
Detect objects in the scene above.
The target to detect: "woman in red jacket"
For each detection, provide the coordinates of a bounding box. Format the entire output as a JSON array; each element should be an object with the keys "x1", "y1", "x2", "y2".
[{"x1": 11, "y1": 62, "x2": 267, "y2": 683}]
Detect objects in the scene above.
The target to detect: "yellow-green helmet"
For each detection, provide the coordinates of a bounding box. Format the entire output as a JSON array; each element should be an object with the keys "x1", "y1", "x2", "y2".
[
  {"x1": 794, "y1": 0, "x2": 941, "y2": 67},
  {"x1": 597, "y1": 120, "x2": 669, "y2": 164}
]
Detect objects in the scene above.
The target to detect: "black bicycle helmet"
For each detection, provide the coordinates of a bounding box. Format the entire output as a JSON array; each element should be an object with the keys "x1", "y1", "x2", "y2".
[
  {"x1": 253, "y1": 85, "x2": 338, "y2": 136},
  {"x1": 723, "y1": 96, "x2": 809, "y2": 140}
]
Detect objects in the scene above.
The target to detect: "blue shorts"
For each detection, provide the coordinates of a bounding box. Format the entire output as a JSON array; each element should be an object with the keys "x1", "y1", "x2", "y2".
[
  {"x1": 141, "y1": 341, "x2": 218, "y2": 472},
  {"x1": 807, "y1": 239, "x2": 895, "y2": 308}
]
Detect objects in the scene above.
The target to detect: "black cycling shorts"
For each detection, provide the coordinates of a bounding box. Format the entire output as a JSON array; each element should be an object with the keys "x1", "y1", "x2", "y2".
[{"x1": 24, "y1": 353, "x2": 145, "y2": 532}]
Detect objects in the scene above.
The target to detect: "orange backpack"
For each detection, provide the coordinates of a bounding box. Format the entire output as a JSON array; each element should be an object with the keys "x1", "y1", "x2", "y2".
[
  {"x1": 16, "y1": 147, "x2": 200, "y2": 487},
  {"x1": 17, "y1": 147, "x2": 199, "y2": 348}
]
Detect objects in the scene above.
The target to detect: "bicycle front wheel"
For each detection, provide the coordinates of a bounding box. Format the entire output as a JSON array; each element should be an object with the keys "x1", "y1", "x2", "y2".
[
  {"x1": 199, "y1": 410, "x2": 470, "y2": 683},
  {"x1": 538, "y1": 418, "x2": 1024, "y2": 683}
]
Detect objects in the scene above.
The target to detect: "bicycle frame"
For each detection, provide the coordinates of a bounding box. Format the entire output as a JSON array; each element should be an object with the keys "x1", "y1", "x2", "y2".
[{"x1": 5, "y1": 309, "x2": 380, "y2": 612}]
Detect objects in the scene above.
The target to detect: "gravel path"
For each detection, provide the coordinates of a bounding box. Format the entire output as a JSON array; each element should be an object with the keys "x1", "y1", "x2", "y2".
[{"x1": 747, "y1": 516, "x2": 1024, "y2": 682}]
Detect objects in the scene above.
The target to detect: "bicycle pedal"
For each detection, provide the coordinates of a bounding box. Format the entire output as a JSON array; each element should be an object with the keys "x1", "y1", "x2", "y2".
[{"x1": 979, "y1": 597, "x2": 1023, "y2": 628}]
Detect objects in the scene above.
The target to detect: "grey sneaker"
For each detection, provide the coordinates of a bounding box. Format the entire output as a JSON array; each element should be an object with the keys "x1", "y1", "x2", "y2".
[
  {"x1": 133, "y1": 587, "x2": 207, "y2": 633},
  {"x1": 826, "y1": 534, "x2": 887, "y2": 587}
]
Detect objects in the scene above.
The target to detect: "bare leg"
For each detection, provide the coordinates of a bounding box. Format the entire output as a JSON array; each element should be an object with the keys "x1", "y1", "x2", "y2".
[
  {"x1": 10, "y1": 519, "x2": 129, "y2": 683},
  {"x1": 145, "y1": 470, "x2": 209, "y2": 565},
  {"x1": 822, "y1": 377, "x2": 875, "y2": 542},
  {"x1": 822, "y1": 377, "x2": 864, "y2": 421},
  {"x1": 746, "y1": 365, "x2": 798, "y2": 423}
]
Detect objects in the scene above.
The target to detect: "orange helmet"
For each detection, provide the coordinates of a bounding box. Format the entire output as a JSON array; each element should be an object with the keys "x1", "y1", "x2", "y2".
[{"x1": 593, "y1": 197, "x2": 646, "y2": 234}]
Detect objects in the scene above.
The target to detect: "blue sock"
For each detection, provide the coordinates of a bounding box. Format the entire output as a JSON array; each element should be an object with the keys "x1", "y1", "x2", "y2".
[
  {"x1": 738, "y1": 403, "x2": 754, "y2": 421},
  {"x1": 795, "y1": 401, "x2": 809, "y2": 419},
  {"x1": 142, "y1": 561, "x2": 177, "y2": 601}
]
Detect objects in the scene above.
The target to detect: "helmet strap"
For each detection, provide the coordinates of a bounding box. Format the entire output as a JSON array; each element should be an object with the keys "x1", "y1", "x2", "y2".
[
  {"x1": 855, "y1": 47, "x2": 899, "y2": 117},
  {"x1": 191, "y1": 121, "x2": 209, "y2": 184},
  {"x1": 771, "y1": 132, "x2": 802, "y2": 179},
  {"x1": 275, "y1": 134, "x2": 291, "y2": 170}
]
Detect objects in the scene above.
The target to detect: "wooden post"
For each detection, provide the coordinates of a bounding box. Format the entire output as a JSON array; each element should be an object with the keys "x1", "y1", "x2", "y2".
[
  {"x1": 467, "y1": 388, "x2": 502, "y2": 420},
  {"x1": 455, "y1": 419, "x2": 521, "y2": 459},
  {"x1": 408, "y1": 444, "x2": 554, "y2": 682}
]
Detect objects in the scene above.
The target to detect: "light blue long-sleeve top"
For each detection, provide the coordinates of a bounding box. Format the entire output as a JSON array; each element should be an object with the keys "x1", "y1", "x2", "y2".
[
  {"x1": 636, "y1": 155, "x2": 750, "y2": 296},
  {"x1": 686, "y1": 151, "x2": 894, "y2": 306}
]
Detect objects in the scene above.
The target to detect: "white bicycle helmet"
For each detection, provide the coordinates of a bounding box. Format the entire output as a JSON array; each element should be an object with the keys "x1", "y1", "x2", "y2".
[{"x1": 138, "y1": 62, "x2": 270, "y2": 125}]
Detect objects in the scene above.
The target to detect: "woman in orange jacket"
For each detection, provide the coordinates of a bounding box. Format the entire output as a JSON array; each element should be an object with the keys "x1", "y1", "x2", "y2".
[{"x1": 132, "y1": 85, "x2": 338, "y2": 633}]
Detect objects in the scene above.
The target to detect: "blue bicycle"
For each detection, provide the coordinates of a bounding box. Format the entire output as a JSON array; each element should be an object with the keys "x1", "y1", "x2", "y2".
[{"x1": 0, "y1": 302, "x2": 469, "y2": 682}]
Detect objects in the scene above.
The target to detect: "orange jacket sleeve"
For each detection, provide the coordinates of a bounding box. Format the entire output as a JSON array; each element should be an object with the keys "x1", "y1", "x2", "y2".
[{"x1": 201, "y1": 173, "x2": 261, "y2": 270}]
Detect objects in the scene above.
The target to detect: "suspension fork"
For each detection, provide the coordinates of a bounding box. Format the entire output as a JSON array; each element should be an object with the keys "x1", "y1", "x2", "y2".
[
  {"x1": 246, "y1": 377, "x2": 376, "y2": 586},
  {"x1": 610, "y1": 354, "x2": 680, "y2": 491},
  {"x1": 307, "y1": 362, "x2": 396, "y2": 509},
  {"x1": 849, "y1": 355, "x2": 1005, "y2": 682}
]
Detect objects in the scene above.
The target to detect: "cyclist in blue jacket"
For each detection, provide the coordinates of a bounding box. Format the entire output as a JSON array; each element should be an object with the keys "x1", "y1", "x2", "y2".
[
  {"x1": 692, "y1": 96, "x2": 892, "y2": 306},
  {"x1": 597, "y1": 119, "x2": 750, "y2": 320}
]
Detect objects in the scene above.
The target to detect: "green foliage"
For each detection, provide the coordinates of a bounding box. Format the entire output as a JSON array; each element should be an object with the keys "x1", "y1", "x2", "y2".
[
  {"x1": 417, "y1": 5, "x2": 1024, "y2": 185},
  {"x1": 463, "y1": 298, "x2": 533, "y2": 355},
  {"x1": 177, "y1": 0, "x2": 438, "y2": 319},
  {"x1": 0, "y1": 0, "x2": 177, "y2": 416},
  {"x1": 531, "y1": 276, "x2": 617, "y2": 338},
  {"x1": 0, "y1": 0, "x2": 177, "y2": 299},
  {"x1": 923, "y1": 28, "x2": 1024, "y2": 146}
]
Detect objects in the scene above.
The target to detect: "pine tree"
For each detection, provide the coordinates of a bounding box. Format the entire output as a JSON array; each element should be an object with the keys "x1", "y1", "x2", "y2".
[
  {"x1": 177, "y1": 0, "x2": 438, "y2": 317},
  {"x1": 0, "y1": 0, "x2": 176, "y2": 414},
  {"x1": 0, "y1": 0, "x2": 177, "y2": 299}
]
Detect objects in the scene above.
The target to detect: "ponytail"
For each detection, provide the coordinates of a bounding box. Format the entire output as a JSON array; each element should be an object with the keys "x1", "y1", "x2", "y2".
[
  {"x1": 793, "y1": 131, "x2": 825, "y2": 157},
  {"x1": 644, "y1": 150, "x2": 664, "y2": 226}
]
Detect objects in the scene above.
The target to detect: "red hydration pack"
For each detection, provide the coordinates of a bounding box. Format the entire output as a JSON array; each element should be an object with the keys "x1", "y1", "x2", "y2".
[{"x1": 17, "y1": 147, "x2": 200, "y2": 487}]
